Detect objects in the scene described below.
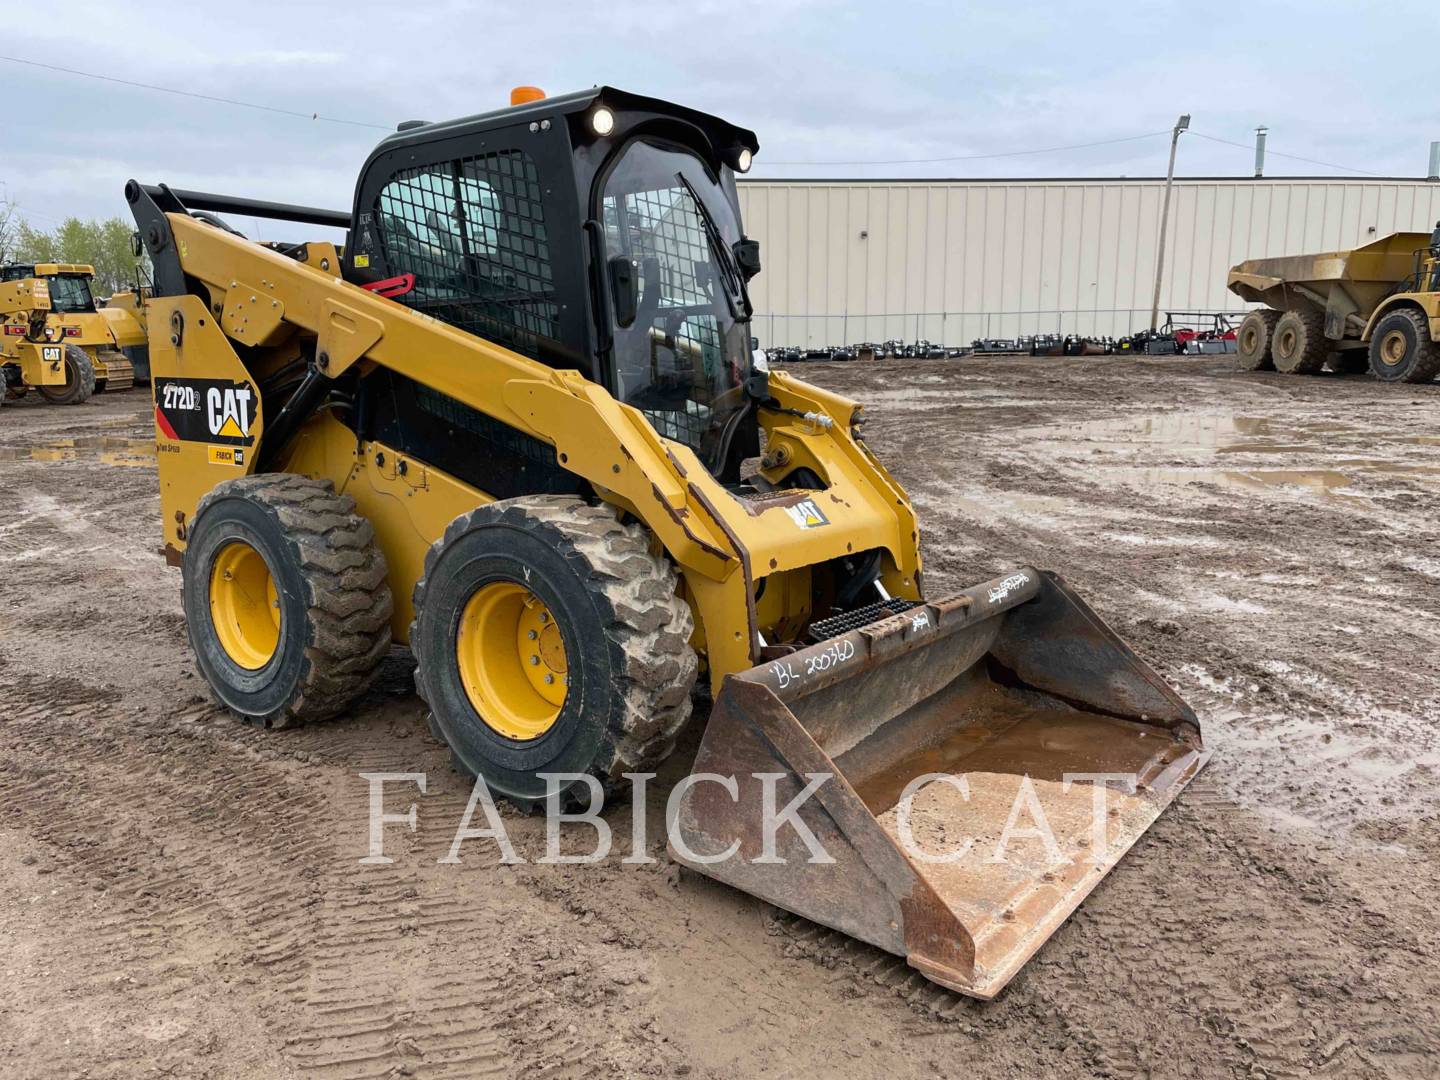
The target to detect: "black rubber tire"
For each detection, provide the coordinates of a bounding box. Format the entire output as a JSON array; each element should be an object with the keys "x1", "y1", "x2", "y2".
[
  {"x1": 1236, "y1": 310, "x2": 1280, "y2": 371},
  {"x1": 1270, "y1": 310, "x2": 1331, "y2": 374},
  {"x1": 411, "y1": 496, "x2": 698, "y2": 810},
  {"x1": 37, "y1": 344, "x2": 96, "y2": 404},
  {"x1": 1367, "y1": 308, "x2": 1440, "y2": 383},
  {"x1": 182, "y1": 474, "x2": 394, "y2": 728}
]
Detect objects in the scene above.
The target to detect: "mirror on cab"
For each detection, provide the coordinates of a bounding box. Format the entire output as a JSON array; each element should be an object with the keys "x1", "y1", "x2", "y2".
[{"x1": 608, "y1": 254, "x2": 638, "y2": 328}]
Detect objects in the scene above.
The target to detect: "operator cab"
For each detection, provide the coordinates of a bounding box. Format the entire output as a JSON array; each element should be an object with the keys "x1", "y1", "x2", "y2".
[
  {"x1": 346, "y1": 87, "x2": 762, "y2": 482},
  {"x1": 1, "y1": 264, "x2": 98, "y2": 314}
]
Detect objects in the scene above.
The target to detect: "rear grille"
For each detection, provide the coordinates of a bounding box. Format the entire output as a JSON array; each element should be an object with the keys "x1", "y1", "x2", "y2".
[{"x1": 807, "y1": 598, "x2": 918, "y2": 643}]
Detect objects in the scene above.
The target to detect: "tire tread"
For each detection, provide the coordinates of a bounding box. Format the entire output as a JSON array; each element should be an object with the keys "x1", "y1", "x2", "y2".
[{"x1": 192, "y1": 474, "x2": 393, "y2": 728}]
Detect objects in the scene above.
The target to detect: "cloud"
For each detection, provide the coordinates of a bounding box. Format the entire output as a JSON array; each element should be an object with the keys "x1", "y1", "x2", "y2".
[{"x1": 1, "y1": 0, "x2": 1430, "y2": 230}]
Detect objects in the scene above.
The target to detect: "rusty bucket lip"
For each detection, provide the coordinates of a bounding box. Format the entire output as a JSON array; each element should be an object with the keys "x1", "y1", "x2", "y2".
[{"x1": 911, "y1": 741, "x2": 1211, "y2": 1000}]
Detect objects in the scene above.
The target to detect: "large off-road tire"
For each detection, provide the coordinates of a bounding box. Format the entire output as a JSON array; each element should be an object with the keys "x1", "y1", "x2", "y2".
[
  {"x1": 1235, "y1": 309, "x2": 1280, "y2": 371},
  {"x1": 1368, "y1": 308, "x2": 1440, "y2": 383},
  {"x1": 182, "y1": 474, "x2": 394, "y2": 728},
  {"x1": 411, "y1": 496, "x2": 698, "y2": 810},
  {"x1": 37, "y1": 344, "x2": 96, "y2": 404},
  {"x1": 1270, "y1": 310, "x2": 1332, "y2": 374}
]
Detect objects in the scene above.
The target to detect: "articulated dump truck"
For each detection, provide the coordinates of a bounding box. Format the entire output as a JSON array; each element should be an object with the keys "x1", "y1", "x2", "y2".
[
  {"x1": 127, "y1": 86, "x2": 1206, "y2": 999},
  {"x1": 1228, "y1": 226, "x2": 1440, "y2": 383}
]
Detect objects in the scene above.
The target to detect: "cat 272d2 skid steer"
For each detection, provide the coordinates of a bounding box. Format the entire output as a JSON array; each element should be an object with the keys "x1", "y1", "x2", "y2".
[{"x1": 127, "y1": 86, "x2": 1206, "y2": 999}]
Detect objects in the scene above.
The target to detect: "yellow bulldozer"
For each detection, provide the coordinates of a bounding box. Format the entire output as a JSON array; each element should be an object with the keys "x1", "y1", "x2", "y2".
[
  {"x1": 0, "y1": 262, "x2": 137, "y2": 404},
  {"x1": 1228, "y1": 225, "x2": 1440, "y2": 382},
  {"x1": 126, "y1": 86, "x2": 1206, "y2": 999}
]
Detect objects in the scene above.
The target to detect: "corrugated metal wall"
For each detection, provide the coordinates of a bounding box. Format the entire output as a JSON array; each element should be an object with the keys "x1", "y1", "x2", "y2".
[{"x1": 736, "y1": 178, "x2": 1440, "y2": 346}]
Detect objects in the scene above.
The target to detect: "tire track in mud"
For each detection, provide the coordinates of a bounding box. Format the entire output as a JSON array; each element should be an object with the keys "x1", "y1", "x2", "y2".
[{"x1": 0, "y1": 675, "x2": 540, "y2": 1079}]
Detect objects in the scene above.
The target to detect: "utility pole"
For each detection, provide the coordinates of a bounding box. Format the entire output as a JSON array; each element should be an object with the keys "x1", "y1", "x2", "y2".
[{"x1": 1150, "y1": 113, "x2": 1190, "y2": 332}]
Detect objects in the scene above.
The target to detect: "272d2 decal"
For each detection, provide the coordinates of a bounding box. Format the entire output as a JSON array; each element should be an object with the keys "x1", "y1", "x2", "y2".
[{"x1": 154, "y1": 378, "x2": 258, "y2": 447}]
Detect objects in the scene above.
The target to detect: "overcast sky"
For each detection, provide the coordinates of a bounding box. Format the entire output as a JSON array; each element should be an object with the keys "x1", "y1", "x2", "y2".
[{"x1": 4, "y1": 0, "x2": 1436, "y2": 235}]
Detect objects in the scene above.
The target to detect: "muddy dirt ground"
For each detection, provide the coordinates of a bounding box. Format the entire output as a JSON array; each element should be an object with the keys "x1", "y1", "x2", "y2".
[{"x1": 1, "y1": 356, "x2": 1436, "y2": 1079}]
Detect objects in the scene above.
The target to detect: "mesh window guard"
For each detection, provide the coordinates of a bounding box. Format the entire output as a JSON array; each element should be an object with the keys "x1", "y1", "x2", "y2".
[{"x1": 375, "y1": 150, "x2": 558, "y2": 360}]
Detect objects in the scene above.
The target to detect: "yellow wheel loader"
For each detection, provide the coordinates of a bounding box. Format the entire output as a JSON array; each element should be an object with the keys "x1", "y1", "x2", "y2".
[
  {"x1": 0, "y1": 263, "x2": 136, "y2": 397},
  {"x1": 1, "y1": 269, "x2": 96, "y2": 404},
  {"x1": 126, "y1": 86, "x2": 1206, "y2": 1000}
]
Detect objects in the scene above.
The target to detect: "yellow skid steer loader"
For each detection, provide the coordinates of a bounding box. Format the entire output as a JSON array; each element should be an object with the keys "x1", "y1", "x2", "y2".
[{"x1": 127, "y1": 86, "x2": 1206, "y2": 999}]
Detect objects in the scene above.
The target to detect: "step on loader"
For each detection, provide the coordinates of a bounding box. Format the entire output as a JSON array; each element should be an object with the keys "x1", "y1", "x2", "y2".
[{"x1": 126, "y1": 85, "x2": 1206, "y2": 999}]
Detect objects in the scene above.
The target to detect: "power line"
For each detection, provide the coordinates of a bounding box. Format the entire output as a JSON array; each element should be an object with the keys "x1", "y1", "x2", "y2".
[
  {"x1": 0, "y1": 53, "x2": 1395, "y2": 179},
  {"x1": 0, "y1": 55, "x2": 391, "y2": 132},
  {"x1": 1189, "y1": 131, "x2": 1383, "y2": 177},
  {"x1": 761, "y1": 130, "x2": 1172, "y2": 166}
]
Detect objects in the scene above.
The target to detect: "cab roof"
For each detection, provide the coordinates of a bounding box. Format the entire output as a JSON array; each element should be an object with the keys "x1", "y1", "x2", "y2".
[
  {"x1": 371, "y1": 86, "x2": 758, "y2": 158},
  {"x1": 3, "y1": 263, "x2": 96, "y2": 277}
]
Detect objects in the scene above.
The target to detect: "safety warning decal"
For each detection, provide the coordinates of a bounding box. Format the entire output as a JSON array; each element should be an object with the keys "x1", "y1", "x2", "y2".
[
  {"x1": 784, "y1": 497, "x2": 830, "y2": 529},
  {"x1": 154, "y1": 378, "x2": 257, "y2": 447}
]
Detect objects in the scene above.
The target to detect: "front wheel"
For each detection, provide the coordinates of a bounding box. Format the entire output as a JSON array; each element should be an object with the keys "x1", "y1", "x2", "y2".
[
  {"x1": 411, "y1": 496, "x2": 698, "y2": 810},
  {"x1": 1368, "y1": 309, "x2": 1440, "y2": 383},
  {"x1": 36, "y1": 344, "x2": 96, "y2": 405}
]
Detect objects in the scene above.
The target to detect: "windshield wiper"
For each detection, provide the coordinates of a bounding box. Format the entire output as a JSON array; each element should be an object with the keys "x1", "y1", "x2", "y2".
[{"x1": 676, "y1": 173, "x2": 751, "y2": 323}]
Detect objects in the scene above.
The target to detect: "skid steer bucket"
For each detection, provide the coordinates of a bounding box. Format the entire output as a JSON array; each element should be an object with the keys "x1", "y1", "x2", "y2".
[{"x1": 670, "y1": 568, "x2": 1207, "y2": 999}]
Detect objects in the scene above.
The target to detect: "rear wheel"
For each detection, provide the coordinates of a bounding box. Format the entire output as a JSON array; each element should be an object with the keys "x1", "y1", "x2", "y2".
[
  {"x1": 1368, "y1": 308, "x2": 1440, "y2": 383},
  {"x1": 411, "y1": 496, "x2": 698, "y2": 810},
  {"x1": 37, "y1": 344, "x2": 96, "y2": 404},
  {"x1": 1271, "y1": 310, "x2": 1332, "y2": 374},
  {"x1": 1235, "y1": 310, "x2": 1280, "y2": 371},
  {"x1": 183, "y1": 474, "x2": 394, "y2": 728}
]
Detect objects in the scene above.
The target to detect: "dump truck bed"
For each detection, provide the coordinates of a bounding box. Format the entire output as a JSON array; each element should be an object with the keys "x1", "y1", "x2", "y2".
[{"x1": 1227, "y1": 231, "x2": 1428, "y2": 312}]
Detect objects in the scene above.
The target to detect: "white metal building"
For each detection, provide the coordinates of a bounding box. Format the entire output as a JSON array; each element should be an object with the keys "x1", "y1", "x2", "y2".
[{"x1": 736, "y1": 177, "x2": 1440, "y2": 347}]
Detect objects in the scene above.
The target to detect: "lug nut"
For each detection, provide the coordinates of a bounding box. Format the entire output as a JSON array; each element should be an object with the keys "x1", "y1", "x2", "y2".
[
  {"x1": 544, "y1": 674, "x2": 554, "y2": 684},
  {"x1": 529, "y1": 655, "x2": 540, "y2": 665}
]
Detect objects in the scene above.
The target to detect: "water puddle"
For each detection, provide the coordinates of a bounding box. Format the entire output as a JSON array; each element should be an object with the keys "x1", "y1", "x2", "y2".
[
  {"x1": 1134, "y1": 467, "x2": 1354, "y2": 494},
  {"x1": 0, "y1": 436, "x2": 155, "y2": 468},
  {"x1": 1068, "y1": 414, "x2": 1279, "y2": 450}
]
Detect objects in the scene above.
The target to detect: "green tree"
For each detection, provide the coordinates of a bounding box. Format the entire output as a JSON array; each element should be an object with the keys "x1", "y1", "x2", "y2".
[
  {"x1": 11, "y1": 215, "x2": 149, "y2": 295},
  {"x1": 0, "y1": 196, "x2": 18, "y2": 265}
]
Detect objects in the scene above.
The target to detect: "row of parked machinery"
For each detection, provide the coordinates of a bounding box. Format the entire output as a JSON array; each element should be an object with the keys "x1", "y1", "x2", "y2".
[
  {"x1": 766, "y1": 317, "x2": 1242, "y2": 364},
  {"x1": 766, "y1": 339, "x2": 969, "y2": 363}
]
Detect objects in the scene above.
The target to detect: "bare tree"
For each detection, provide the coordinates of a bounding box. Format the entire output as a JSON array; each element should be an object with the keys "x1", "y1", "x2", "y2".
[{"x1": 0, "y1": 194, "x2": 17, "y2": 265}]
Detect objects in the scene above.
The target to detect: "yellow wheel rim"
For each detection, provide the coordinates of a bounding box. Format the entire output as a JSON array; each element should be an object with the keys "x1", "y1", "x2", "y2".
[
  {"x1": 209, "y1": 540, "x2": 281, "y2": 670},
  {"x1": 1380, "y1": 330, "x2": 1407, "y2": 366},
  {"x1": 457, "y1": 582, "x2": 568, "y2": 740}
]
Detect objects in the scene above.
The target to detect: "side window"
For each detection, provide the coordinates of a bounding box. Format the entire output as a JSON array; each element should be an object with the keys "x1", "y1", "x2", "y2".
[{"x1": 373, "y1": 150, "x2": 557, "y2": 361}]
